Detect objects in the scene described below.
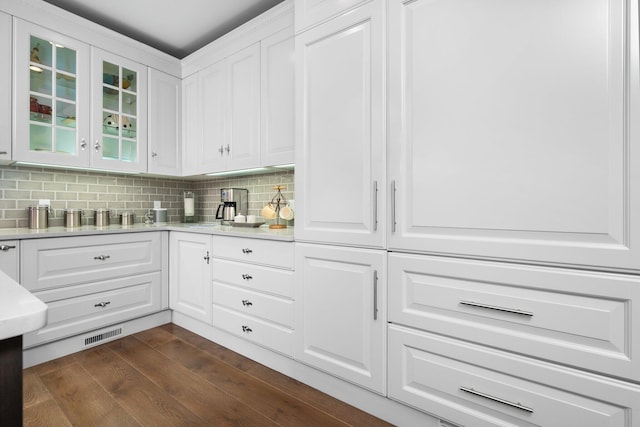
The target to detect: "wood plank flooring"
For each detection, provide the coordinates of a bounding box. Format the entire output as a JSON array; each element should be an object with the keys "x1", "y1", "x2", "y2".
[{"x1": 23, "y1": 324, "x2": 394, "y2": 426}]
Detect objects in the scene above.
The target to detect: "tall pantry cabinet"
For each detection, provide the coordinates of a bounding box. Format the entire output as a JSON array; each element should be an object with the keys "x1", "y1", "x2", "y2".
[
  {"x1": 384, "y1": 0, "x2": 640, "y2": 424},
  {"x1": 0, "y1": 12, "x2": 12, "y2": 162},
  {"x1": 294, "y1": 0, "x2": 388, "y2": 395}
]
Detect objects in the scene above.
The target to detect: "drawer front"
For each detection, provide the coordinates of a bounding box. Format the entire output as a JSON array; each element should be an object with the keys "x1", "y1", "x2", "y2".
[
  {"x1": 24, "y1": 272, "x2": 163, "y2": 347},
  {"x1": 213, "y1": 282, "x2": 294, "y2": 328},
  {"x1": 22, "y1": 232, "x2": 163, "y2": 291},
  {"x1": 211, "y1": 258, "x2": 295, "y2": 298},
  {"x1": 389, "y1": 253, "x2": 640, "y2": 381},
  {"x1": 212, "y1": 304, "x2": 294, "y2": 356},
  {"x1": 210, "y1": 236, "x2": 293, "y2": 269},
  {"x1": 389, "y1": 325, "x2": 640, "y2": 427}
]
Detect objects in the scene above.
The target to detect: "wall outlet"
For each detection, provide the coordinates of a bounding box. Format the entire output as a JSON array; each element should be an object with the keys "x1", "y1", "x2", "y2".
[{"x1": 38, "y1": 199, "x2": 50, "y2": 207}]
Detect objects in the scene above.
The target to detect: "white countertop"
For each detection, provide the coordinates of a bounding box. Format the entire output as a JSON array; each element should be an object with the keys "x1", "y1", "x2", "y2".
[
  {"x1": 0, "y1": 270, "x2": 47, "y2": 340},
  {"x1": 0, "y1": 222, "x2": 294, "y2": 241}
]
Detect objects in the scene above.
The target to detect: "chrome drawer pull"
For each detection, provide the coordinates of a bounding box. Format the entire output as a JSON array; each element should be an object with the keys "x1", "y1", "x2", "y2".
[
  {"x1": 94, "y1": 255, "x2": 111, "y2": 261},
  {"x1": 242, "y1": 274, "x2": 253, "y2": 280},
  {"x1": 242, "y1": 325, "x2": 252, "y2": 333},
  {"x1": 204, "y1": 251, "x2": 210, "y2": 264},
  {"x1": 0, "y1": 245, "x2": 16, "y2": 252},
  {"x1": 94, "y1": 301, "x2": 111, "y2": 308},
  {"x1": 459, "y1": 300, "x2": 533, "y2": 317},
  {"x1": 460, "y1": 386, "x2": 533, "y2": 413},
  {"x1": 242, "y1": 299, "x2": 253, "y2": 307},
  {"x1": 242, "y1": 248, "x2": 253, "y2": 254}
]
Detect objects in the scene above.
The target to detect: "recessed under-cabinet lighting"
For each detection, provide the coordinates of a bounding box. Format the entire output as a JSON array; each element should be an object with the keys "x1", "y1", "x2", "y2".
[{"x1": 15, "y1": 161, "x2": 141, "y2": 175}]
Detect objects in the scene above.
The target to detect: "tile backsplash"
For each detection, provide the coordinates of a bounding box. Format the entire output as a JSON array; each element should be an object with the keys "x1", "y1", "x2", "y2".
[{"x1": 0, "y1": 165, "x2": 294, "y2": 228}]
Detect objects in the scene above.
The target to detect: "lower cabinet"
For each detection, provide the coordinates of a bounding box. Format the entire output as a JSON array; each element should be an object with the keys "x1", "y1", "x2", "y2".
[
  {"x1": 0, "y1": 240, "x2": 19, "y2": 282},
  {"x1": 388, "y1": 252, "x2": 640, "y2": 426},
  {"x1": 210, "y1": 236, "x2": 295, "y2": 356},
  {"x1": 169, "y1": 232, "x2": 213, "y2": 324},
  {"x1": 21, "y1": 232, "x2": 167, "y2": 348},
  {"x1": 295, "y1": 243, "x2": 386, "y2": 394},
  {"x1": 388, "y1": 324, "x2": 640, "y2": 427}
]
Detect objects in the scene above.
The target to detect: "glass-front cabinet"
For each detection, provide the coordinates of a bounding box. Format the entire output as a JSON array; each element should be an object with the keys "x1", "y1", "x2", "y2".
[
  {"x1": 13, "y1": 19, "x2": 91, "y2": 167},
  {"x1": 91, "y1": 48, "x2": 147, "y2": 173}
]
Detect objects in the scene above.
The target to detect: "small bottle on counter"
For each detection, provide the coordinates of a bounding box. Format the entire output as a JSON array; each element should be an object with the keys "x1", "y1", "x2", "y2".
[{"x1": 183, "y1": 191, "x2": 196, "y2": 223}]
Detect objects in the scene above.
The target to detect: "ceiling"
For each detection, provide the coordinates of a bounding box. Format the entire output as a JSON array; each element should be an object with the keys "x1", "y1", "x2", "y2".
[{"x1": 42, "y1": 0, "x2": 286, "y2": 59}]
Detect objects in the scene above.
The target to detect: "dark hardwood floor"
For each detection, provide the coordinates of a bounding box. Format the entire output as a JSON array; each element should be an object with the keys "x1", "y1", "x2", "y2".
[{"x1": 23, "y1": 324, "x2": 394, "y2": 426}]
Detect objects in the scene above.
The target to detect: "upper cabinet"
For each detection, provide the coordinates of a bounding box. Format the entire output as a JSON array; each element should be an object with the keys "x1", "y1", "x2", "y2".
[
  {"x1": 0, "y1": 12, "x2": 11, "y2": 162},
  {"x1": 91, "y1": 48, "x2": 147, "y2": 173},
  {"x1": 295, "y1": 0, "x2": 371, "y2": 33},
  {"x1": 261, "y1": 27, "x2": 295, "y2": 167},
  {"x1": 294, "y1": 0, "x2": 386, "y2": 248},
  {"x1": 387, "y1": 0, "x2": 640, "y2": 271},
  {"x1": 148, "y1": 68, "x2": 181, "y2": 176},
  {"x1": 13, "y1": 18, "x2": 91, "y2": 167}
]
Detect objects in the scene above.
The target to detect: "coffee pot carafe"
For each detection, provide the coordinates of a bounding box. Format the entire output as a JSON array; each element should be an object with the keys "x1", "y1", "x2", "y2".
[{"x1": 216, "y1": 201, "x2": 237, "y2": 222}]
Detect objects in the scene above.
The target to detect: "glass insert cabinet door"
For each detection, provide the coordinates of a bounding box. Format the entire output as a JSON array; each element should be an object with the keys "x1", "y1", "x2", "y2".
[
  {"x1": 91, "y1": 48, "x2": 147, "y2": 172},
  {"x1": 13, "y1": 19, "x2": 91, "y2": 167}
]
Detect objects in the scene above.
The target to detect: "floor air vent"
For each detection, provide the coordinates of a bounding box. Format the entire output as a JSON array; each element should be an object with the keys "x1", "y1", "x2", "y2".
[{"x1": 82, "y1": 327, "x2": 123, "y2": 348}]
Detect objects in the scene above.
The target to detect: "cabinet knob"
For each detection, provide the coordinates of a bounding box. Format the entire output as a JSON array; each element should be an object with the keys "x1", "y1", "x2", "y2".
[
  {"x1": 241, "y1": 325, "x2": 252, "y2": 333},
  {"x1": 151, "y1": 151, "x2": 157, "y2": 159},
  {"x1": 0, "y1": 245, "x2": 16, "y2": 252}
]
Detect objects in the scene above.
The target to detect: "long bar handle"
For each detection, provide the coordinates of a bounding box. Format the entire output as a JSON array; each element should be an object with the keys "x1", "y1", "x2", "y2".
[
  {"x1": 460, "y1": 300, "x2": 533, "y2": 317},
  {"x1": 373, "y1": 270, "x2": 379, "y2": 320},
  {"x1": 0, "y1": 245, "x2": 16, "y2": 252},
  {"x1": 373, "y1": 181, "x2": 378, "y2": 231},
  {"x1": 460, "y1": 386, "x2": 534, "y2": 413},
  {"x1": 391, "y1": 180, "x2": 397, "y2": 233}
]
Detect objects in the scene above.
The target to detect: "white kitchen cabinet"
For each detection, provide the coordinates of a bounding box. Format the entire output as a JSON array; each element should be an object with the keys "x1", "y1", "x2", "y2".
[
  {"x1": 21, "y1": 232, "x2": 167, "y2": 348},
  {"x1": 182, "y1": 44, "x2": 261, "y2": 175},
  {"x1": 211, "y1": 236, "x2": 295, "y2": 356},
  {"x1": 148, "y1": 68, "x2": 181, "y2": 176},
  {"x1": 91, "y1": 47, "x2": 147, "y2": 173},
  {"x1": 387, "y1": 0, "x2": 640, "y2": 271},
  {"x1": 388, "y1": 324, "x2": 640, "y2": 427},
  {"x1": 181, "y1": 62, "x2": 226, "y2": 176},
  {"x1": 261, "y1": 27, "x2": 295, "y2": 167},
  {"x1": 295, "y1": 0, "x2": 371, "y2": 33},
  {"x1": 169, "y1": 232, "x2": 213, "y2": 324},
  {"x1": 224, "y1": 43, "x2": 261, "y2": 171},
  {"x1": 0, "y1": 241, "x2": 19, "y2": 282},
  {"x1": 13, "y1": 18, "x2": 91, "y2": 167},
  {"x1": 295, "y1": 243, "x2": 386, "y2": 394},
  {"x1": 0, "y1": 12, "x2": 11, "y2": 162},
  {"x1": 295, "y1": 0, "x2": 386, "y2": 248}
]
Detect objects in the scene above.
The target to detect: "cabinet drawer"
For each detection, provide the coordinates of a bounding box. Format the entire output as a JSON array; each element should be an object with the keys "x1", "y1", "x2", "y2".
[
  {"x1": 389, "y1": 325, "x2": 640, "y2": 427},
  {"x1": 389, "y1": 253, "x2": 640, "y2": 381},
  {"x1": 210, "y1": 236, "x2": 293, "y2": 269},
  {"x1": 22, "y1": 232, "x2": 163, "y2": 291},
  {"x1": 211, "y1": 259, "x2": 294, "y2": 298},
  {"x1": 24, "y1": 272, "x2": 162, "y2": 347},
  {"x1": 213, "y1": 282, "x2": 294, "y2": 328},
  {"x1": 212, "y1": 304, "x2": 294, "y2": 356}
]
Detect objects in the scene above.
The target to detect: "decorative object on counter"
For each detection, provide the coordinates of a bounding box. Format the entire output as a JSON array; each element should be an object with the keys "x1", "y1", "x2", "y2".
[
  {"x1": 233, "y1": 214, "x2": 265, "y2": 228},
  {"x1": 27, "y1": 205, "x2": 49, "y2": 229},
  {"x1": 119, "y1": 212, "x2": 134, "y2": 226},
  {"x1": 94, "y1": 208, "x2": 110, "y2": 227},
  {"x1": 264, "y1": 186, "x2": 293, "y2": 229},
  {"x1": 234, "y1": 214, "x2": 246, "y2": 223},
  {"x1": 183, "y1": 191, "x2": 196, "y2": 223},
  {"x1": 144, "y1": 210, "x2": 154, "y2": 225},
  {"x1": 216, "y1": 188, "x2": 249, "y2": 224},
  {"x1": 152, "y1": 208, "x2": 167, "y2": 224},
  {"x1": 63, "y1": 209, "x2": 82, "y2": 228}
]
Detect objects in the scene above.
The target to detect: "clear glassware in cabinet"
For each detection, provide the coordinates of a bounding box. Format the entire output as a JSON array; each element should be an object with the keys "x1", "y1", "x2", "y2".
[
  {"x1": 14, "y1": 19, "x2": 90, "y2": 167},
  {"x1": 100, "y1": 61, "x2": 138, "y2": 163}
]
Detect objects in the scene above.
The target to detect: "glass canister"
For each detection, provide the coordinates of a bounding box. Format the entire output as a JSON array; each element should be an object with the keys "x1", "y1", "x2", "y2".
[{"x1": 183, "y1": 191, "x2": 196, "y2": 223}]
